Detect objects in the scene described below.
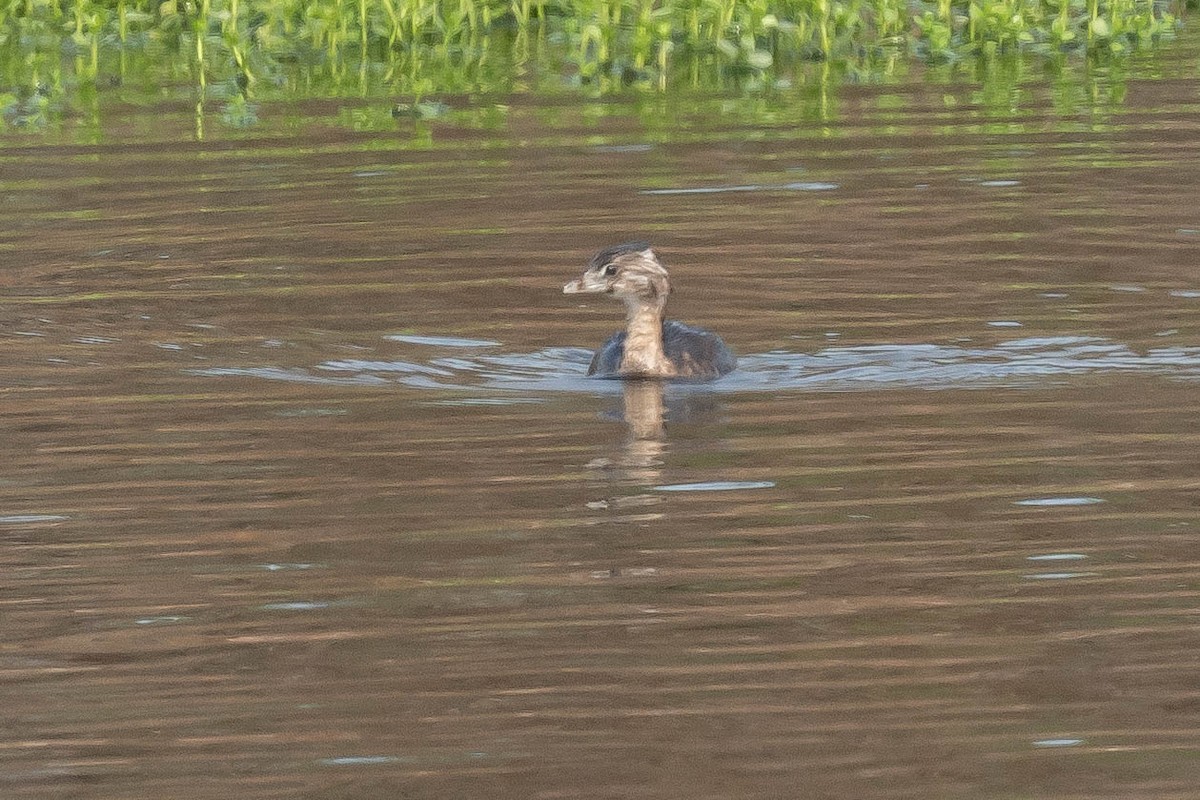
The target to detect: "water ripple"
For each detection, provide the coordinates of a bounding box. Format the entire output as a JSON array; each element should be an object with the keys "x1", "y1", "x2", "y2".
[
  {"x1": 319, "y1": 359, "x2": 455, "y2": 377},
  {"x1": 194, "y1": 336, "x2": 1200, "y2": 395},
  {"x1": 1026, "y1": 553, "x2": 1088, "y2": 561},
  {"x1": 1022, "y1": 572, "x2": 1101, "y2": 580},
  {"x1": 654, "y1": 481, "x2": 776, "y2": 492},
  {"x1": 1015, "y1": 497, "x2": 1105, "y2": 507},
  {"x1": 641, "y1": 181, "x2": 839, "y2": 195},
  {"x1": 385, "y1": 334, "x2": 500, "y2": 347},
  {"x1": 189, "y1": 366, "x2": 390, "y2": 386}
]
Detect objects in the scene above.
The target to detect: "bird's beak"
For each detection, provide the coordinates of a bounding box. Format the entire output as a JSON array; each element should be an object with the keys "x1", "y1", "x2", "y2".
[{"x1": 563, "y1": 279, "x2": 584, "y2": 294}]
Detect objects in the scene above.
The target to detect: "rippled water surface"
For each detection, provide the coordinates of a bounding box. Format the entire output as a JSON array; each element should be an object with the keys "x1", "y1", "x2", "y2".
[{"x1": 6, "y1": 40, "x2": 1200, "y2": 800}]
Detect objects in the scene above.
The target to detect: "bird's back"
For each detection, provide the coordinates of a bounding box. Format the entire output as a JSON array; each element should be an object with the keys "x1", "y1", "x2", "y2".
[{"x1": 589, "y1": 320, "x2": 736, "y2": 380}]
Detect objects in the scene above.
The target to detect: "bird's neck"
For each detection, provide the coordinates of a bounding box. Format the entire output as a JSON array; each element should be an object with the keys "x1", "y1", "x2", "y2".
[{"x1": 621, "y1": 298, "x2": 675, "y2": 377}]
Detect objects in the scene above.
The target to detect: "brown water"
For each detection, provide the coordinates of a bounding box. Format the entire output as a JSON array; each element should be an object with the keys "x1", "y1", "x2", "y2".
[{"x1": 5, "y1": 48, "x2": 1200, "y2": 800}]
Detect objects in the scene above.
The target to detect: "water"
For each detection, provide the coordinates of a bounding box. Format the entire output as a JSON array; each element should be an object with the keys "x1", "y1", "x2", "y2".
[{"x1": 5, "y1": 41, "x2": 1200, "y2": 800}]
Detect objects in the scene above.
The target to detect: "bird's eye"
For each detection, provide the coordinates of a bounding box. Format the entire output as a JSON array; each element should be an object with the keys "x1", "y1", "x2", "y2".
[{"x1": 602, "y1": 264, "x2": 617, "y2": 277}]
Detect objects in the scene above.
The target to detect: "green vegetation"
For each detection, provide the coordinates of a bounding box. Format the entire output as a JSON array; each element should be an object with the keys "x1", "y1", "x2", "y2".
[{"x1": 0, "y1": 0, "x2": 1182, "y2": 130}]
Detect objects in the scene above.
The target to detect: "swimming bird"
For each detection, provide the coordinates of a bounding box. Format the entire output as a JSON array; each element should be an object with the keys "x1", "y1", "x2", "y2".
[{"x1": 563, "y1": 242, "x2": 736, "y2": 380}]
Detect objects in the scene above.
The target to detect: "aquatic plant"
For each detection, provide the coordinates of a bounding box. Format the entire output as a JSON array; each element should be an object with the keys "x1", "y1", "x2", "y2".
[
  {"x1": 0, "y1": 0, "x2": 1178, "y2": 72},
  {"x1": 0, "y1": 0, "x2": 1180, "y2": 131},
  {"x1": 911, "y1": 0, "x2": 1177, "y2": 61}
]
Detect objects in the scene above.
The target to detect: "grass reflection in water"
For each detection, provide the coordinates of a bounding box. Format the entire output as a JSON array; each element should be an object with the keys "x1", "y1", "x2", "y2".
[{"x1": 0, "y1": 0, "x2": 1180, "y2": 135}]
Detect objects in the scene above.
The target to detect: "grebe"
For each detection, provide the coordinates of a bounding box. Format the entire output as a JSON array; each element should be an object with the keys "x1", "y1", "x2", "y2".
[{"x1": 563, "y1": 242, "x2": 736, "y2": 380}]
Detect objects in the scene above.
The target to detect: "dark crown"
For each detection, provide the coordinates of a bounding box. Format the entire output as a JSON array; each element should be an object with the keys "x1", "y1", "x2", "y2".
[{"x1": 587, "y1": 241, "x2": 654, "y2": 270}]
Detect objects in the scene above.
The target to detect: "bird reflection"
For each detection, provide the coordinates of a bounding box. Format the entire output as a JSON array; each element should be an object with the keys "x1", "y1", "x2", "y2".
[
  {"x1": 622, "y1": 379, "x2": 667, "y2": 441},
  {"x1": 586, "y1": 380, "x2": 723, "y2": 493},
  {"x1": 582, "y1": 381, "x2": 666, "y2": 512},
  {"x1": 581, "y1": 380, "x2": 729, "y2": 548},
  {"x1": 617, "y1": 380, "x2": 666, "y2": 485}
]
